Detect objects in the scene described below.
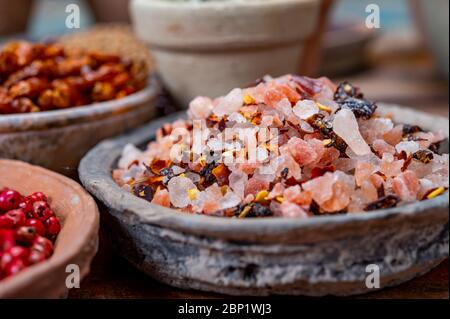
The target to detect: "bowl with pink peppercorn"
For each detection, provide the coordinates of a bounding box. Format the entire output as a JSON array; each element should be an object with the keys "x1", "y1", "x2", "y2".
[{"x1": 0, "y1": 159, "x2": 99, "y2": 298}]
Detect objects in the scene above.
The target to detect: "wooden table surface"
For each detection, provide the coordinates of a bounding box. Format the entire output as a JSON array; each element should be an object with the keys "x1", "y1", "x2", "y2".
[{"x1": 69, "y1": 49, "x2": 449, "y2": 299}]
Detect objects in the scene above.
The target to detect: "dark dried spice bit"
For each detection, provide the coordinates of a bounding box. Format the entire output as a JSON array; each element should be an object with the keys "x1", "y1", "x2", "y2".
[
  {"x1": 412, "y1": 149, "x2": 434, "y2": 164},
  {"x1": 330, "y1": 135, "x2": 348, "y2": 153},
  {"x1": 133, "y1": 184, "x2": 153, "y2": 202},
  {"x1": 311, "y1": 165, "x2": 336, "y2": 179},
  {"x1": 428, "y1": 142, "x2": 441, "y2": 154},
  {"x1": 160, "y1": 167, "x2": 174, "y2": 179},
  {"x1": 247, "y1": 203, "x2": 273, "y2": 218},
  {"x1": 243, "y1": 77, "x2": 265, "y2": 88},
  {"x1": 334, "y1": 81, "x2": 364, "y2": 102},
  {"x1": 281, "y1": 167, "x2": 289, "y2": 179},
  {"x1": 402, "y1": 124, "x2": 423, "y2": 136},
  {"x1": 199, "y1": 161, "x2": 217, "y2": 185},
  {"x1": 377, "y1": 184, "x2": 386, "y2": 198},
  {"x1": 401, "y1": 155, "x2": 413, "y2": 172},
  {"x1": 406, "y1": 135, "x2": 427, "y2": 142},
  {"x1": 292, "y1": 75, "x2": 323, "y2": 97},
  {"x1": 308, "y1": 113, "x2": 332, "y2": 137},
  {"x1": 339, "y1": 97, "x2": 377, "y2": 119},
  {"x1": 374, "y1": 171, "x2": 387, "y2": 181},
  {"x1": 309, "y1": 200, "x2": 321, "y2": 215},
  {"x1": 218, "y1": 117, "x2": 227, "y2": 132},
  {"x1": 364, "y1": 195, "x2": 400, "y2": 211}
]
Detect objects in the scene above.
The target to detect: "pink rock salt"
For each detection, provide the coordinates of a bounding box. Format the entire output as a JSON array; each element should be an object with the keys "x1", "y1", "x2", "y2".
[
  {"x1": 392, "y1": 170, "x2": 420, "y2": 202},
  {"x1": 333, "y1": 108, "x2": 372, "y2": 156}
]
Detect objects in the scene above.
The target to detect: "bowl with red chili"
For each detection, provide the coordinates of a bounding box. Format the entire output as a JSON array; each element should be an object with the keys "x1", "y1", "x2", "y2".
[{"x1": 0, "y1": 41, "x2": 160, "y2": 175}]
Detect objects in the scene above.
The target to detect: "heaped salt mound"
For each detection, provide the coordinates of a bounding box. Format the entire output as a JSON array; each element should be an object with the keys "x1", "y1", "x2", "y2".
[
  {"x1": 333, "y1": 108, "x2": 371, "y2": 156},
  {"x1": 115, "y1": 74, "x2": 448, "y2": 219}
]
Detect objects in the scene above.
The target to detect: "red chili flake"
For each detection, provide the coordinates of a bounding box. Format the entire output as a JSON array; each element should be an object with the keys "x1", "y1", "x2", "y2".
[{"x1": 311, "y1": 165, "x2": 336, "y2": 179}]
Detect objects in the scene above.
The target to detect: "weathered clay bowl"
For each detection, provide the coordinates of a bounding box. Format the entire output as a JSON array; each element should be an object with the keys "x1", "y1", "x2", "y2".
[
  {"x1": 0, "y1": 159, "x2": 99, "y2": 299},
  {"x1": 79, "y1": 104, "x2": 449, "y2": 296},
  {"x1": 0, "y1": 77, "x2": 160, "y2": 175}
]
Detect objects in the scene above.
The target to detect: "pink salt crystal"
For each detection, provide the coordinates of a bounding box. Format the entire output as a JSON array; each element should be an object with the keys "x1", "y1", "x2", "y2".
[
  {"x1": 333, "y1": 108, "x2": 371, "y2": 156},
  {"x1": 292, "y1": 100, "x2": 319, "y2": 120},
  {"x1": 334, "y1": 158, "x2": 356, "y2": 172},
  {"x1": 229, "y1": 170, "x2": 248, "y2": 199},
  {"x1": 279, "y1": 202, "x2": 309, "y2": 218},
  {"x1": 284, "y1": 186, "x2": 312, "y2": 206},
  {"x1": 168, "y1": 176, "x2": 197, "y2": 208},
  {"x1": 203, "y1": 201, "x2": 221, "y2": 214},
  {"x1": 392, "y1": 170, "x2": 420, "y2": 201},
  {"x1": 321, "y1": 182, "x2": 351, "y2": 213},
  {"x1": 383, "y1": 124, "x2": 404, "y2": 146},
  {"x1": 279, "y1": 154, "x2": 302, "y2": 180},
  {"x1": 238, "y1": 162, "x2": 258, "y2": 175},
  {"x1": 370, "y1": 173, "x2": 385, "y2": 189},
  {"x1": 283, "y1": 185, "x2": 301, "y2": 202},
  {"x1": 151, "y1": 189, "x2": 170, "y2": 207},
  {"x1": 244, "y1": 194, "x2": 255, "y2": 204},
  {"x1": 220, "y1": 190, "x2": 241, "y2": 210},
  {"x1": 118, "y1": 144, "x2": 142, "y2": 169},
  {"x1": 361, "y1": 180, "x2": 378, "y2": 202},
  {"x1": 395, "y1": 141, "x2": 420, "y2": 154},
  {"x1": 318, "y1": 146, "x2": 340, "y2": 166},
  {"x1": 268, "y1": 182, "x2": 285, "y2": 199},
  {"x1": 380, "y1": 153, "x2": 404, "y2": 177},
  {"x1": 213, "y1": 88, "x2": 243, "y2": 117},
  {"x1": 188, "y1": 96, "x2": 213, "y2": 119},
  {"x1": 359, "y1": 118, "x2": 394, "y2": 144},
  {"x1": 264, "y1": 87, "x2": 285, "y2": 108},
  {"x1": 287, "y1": 137, "x2": 318, "y2": 166},
  {"x1": 418, "y1": 178, "x2": 435, "y2": 199},
  {"x1": 244, "y1": 177, "x2": 270, "y2": 197},
  {"x1": 373, "y1": 139, "x2": 396, "y2": 156},
  {"x1": 348, "y1": 189, "x2": 366, "y2": 213},
  {"x1": 112, "y1": 169, "x2": 125, "y2": 186},
  {"x1": 355, "y1": 162, "x2": 375, "y2": 187},
  {"x1": 299, "y1": 120, "x2": 315, "y2": 133},
  {"x1": 426, "y1": 173, "x2": 449, "y2": 188},
  {"x1": 228, "y1": 112, "x2": 247, "y2": 123},
  {"x1": 302, "y1": 172, "x2": 335, "y2": 205}
]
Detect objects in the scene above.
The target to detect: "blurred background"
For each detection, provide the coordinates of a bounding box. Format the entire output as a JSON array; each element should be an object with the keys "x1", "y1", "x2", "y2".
[{"x1": 0, "y1": 0, "x2": 448, "y2": 117}]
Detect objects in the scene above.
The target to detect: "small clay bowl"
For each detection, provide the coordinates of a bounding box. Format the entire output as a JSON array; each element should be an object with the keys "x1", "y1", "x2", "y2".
[
  {"x1": 0, "y1": 159, "x2": 99, "y2": 299},
  {"x1": 79, "y1": 104, "x2": 449, "y2": 296},
  {"x1": 0, "y1": 76, "x2": 161, "y2": 176}
]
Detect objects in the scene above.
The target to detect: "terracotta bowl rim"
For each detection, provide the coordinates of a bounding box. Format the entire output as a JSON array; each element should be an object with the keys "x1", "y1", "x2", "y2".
[
  {"x1": 0, "y1": 159, "x2": 99, "y2": 296},
  {"x1": 79, "y1": 103, "x2": 449, "y2": 239},
  {"x1": 0, "y1": 76, "x2": 160, "y2": 133}
]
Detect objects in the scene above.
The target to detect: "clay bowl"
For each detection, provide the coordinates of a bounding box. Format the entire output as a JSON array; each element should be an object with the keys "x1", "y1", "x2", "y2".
[
  {"x1": 0, "y1": 159, "x2": 99, "y2": 299},
  {"x1": 130, "y1": 0, "x2": 321, "y2": 106},
  {"x1": 79, "y1": 104, "x2": 449, "y2": 296},
  {"x1": 0, "y1": 76, "x2": 161, "y2": 176}
]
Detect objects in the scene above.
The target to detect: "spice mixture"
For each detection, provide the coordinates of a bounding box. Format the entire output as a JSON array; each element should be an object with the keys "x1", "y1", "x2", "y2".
[
  {"x1": 0, "y1": 189, "x2": 61, "y2": 279},
  {"x1": 0, "y1": 41, "x2": 148, "y2": 114},
  {"x1": 113, "y1": 75, "x2": 448, "y2": 218}
]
